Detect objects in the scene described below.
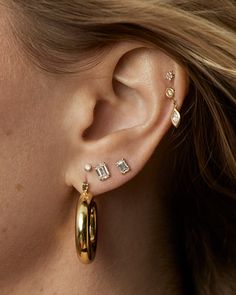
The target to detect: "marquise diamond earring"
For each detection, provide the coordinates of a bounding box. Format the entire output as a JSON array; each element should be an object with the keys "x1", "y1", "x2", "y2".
[
  {"x1": 171, "y1": 103, "x2": 181, "y2": 128},
  {"x1": 165, "y1": 72, "x2": 181, "y2": 128}
]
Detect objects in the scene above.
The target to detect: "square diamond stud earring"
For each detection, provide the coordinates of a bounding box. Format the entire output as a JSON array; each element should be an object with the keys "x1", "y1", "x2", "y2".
[
  {"x1": 95, "y1": 163, "x2": 110, "y2": 181},
  {"x1": 116, "y1": 158, "x2": 130, "y2": 174}
]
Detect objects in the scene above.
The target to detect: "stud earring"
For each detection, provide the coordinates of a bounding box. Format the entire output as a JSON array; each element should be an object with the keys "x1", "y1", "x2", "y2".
[
  {"x1": 165, "y1": 71, "x2": 175, "y2": 81},
  {"x1": 116, "y1": 158, "x2": 131, "y2": 174},
  {"x1": 165, "y1": 87, "x2": 175, "y2": 99},
  {"x1": 95, "y1": 162, "x2": 110, "y2": 181},
  {"x1": 165, "y1": 72, "x2": 181, "y2": 128},
  {"x1": 84, "y1": 163, "x2": 93, "y2": 172},
  {"x1": 75, "y1": 182, "x2": 97, "y2": 264}
]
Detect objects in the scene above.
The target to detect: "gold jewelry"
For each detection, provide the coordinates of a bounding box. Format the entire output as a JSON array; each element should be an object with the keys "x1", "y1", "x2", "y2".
[
  {"x1": 95, "y1": 162, "x2": 110, "y2": 181},
  {"x1": 166, "y1": 87, "x2": 175, "y2": 99},
  {"x1": 116, "y1": 158, "x2": 131, "y2": 174},
  {"x1": 165, "y1": 86, "x2": 181, "y2": 128},
  {"x1": 165, "y1": 71, "x2": 175, "y2": 81},
  {"x1": 84, "y1": 163, "x2": 93, "y2": 172},
  {"x1": 75, "y1": 182, "x2": 97, "y2": 264},
  {"x1": 171, "y1": 100, "x2": 181, "y2": 128}
]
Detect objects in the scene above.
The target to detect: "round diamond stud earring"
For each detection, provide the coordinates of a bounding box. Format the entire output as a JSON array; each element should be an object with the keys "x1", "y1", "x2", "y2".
[{"x1": 84, "y1": 163, "x2": 93, "y2": 172}]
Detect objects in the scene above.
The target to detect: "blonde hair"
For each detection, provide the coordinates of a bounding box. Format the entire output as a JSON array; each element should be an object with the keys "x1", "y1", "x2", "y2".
[{"x1": 4, "y1": 0, "x2": 236, "y2": 294}]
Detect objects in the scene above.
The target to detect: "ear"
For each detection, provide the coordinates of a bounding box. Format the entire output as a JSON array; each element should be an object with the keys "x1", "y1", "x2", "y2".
[{"x1": 64, "y1": 42, "x2": 189, "y2": 195}]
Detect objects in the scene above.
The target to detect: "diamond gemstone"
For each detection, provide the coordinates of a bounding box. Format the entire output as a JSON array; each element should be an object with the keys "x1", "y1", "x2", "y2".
[
  {"x1": 166, "y1": 71, "x2": 175, "y2": 81},
  {"x1": 171, "y1": 108, "x2": 181, "y2": 128},
  {"x1": 95, "y1": 163, "x2": 110, "y2": 181},
  {"x1": 116, "y1": 159, "x2": 130, "y2": 174},
  {"x1": 84, "y1": 163, "x2": 92, "y2": 172}
]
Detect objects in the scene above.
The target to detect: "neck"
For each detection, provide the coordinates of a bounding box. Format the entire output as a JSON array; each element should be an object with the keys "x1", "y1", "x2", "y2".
[{"x1": 2, "y1": 156, "x2": 184, "y2": 295}]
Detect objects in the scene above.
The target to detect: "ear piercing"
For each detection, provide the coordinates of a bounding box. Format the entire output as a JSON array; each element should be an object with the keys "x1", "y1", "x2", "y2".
[
  {"x1": 116, "y1": 158, "x2": 130, "y2": 174},
  {"x1": 84, "y1": 159, "x2": 131, "y2": 181},
  {"x1": 75, "y1": 181, "x2": 97, "y2": 264},
  {"x1": 165, "y1": 71, "x2": 181, "y2": 128},
  {"x1": 76, "y1": 158, "x2": 130, "y2": 264},
  {"x1": 84, "y1": 163, "x2": 93, "y2": 172},
  {"x1": 95, "y1": 163, "x2": 110, "y2": 181},
  {"x1": 165, "y1": 71, "x2": 175, "y2": 81},
  {"x1": 76, "y1": 159, "x2": 130, "y2": 263},
  {"x1": 166, "y1": 87, "x2": 175, "y2": 99}
]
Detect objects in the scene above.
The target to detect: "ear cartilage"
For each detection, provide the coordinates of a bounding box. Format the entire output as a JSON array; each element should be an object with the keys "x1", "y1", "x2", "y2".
[
  {"x1": 116, "y1": 158, "x2": 130, "y2": 174},
  {"x1": 95, "y1": 163, "x2": 110, "y2": 181},
  {"x1": 165, "y1": 71, "x2": 175, "y2": 81},
  {"x1": 84, "y1": 163, "x2": 93, "y2": 172}
]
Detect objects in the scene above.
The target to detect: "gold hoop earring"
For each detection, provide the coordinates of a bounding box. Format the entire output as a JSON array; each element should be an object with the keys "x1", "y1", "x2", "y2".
[{"x1": 75, "y1": 182, "x2": 97, "y2": 264}]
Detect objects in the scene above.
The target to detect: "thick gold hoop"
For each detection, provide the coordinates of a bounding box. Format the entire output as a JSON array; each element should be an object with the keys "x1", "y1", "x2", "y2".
[{"x1": 75, "y1": 183, "x2": 97, "y2": 264}]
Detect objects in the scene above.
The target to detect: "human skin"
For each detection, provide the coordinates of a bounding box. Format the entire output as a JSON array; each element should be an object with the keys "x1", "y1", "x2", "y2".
[{"x1": 0, "y1": 7, "x2": 189, "y2": 295}]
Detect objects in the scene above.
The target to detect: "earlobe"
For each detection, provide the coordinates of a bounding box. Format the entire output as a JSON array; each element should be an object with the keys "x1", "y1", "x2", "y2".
[{"x1": 64, "y1": 44, "x2": 189, "y2": 196}]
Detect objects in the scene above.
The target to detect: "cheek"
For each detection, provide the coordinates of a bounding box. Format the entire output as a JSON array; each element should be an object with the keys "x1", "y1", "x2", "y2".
[
  {"x1": 0, "y1": 71, "x2": 71, "y2": 280},
  {"x1": 0, "y1": 22, "x2": 75, "y2": 280},
  {"x1": 0, "y1": 119, "x2": 69, "y2": 280}
]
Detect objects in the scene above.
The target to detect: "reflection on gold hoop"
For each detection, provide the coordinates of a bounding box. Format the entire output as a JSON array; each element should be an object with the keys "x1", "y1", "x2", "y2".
[{"x1": 75, "y1": 182, "x2": 97, "y2": 264}]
